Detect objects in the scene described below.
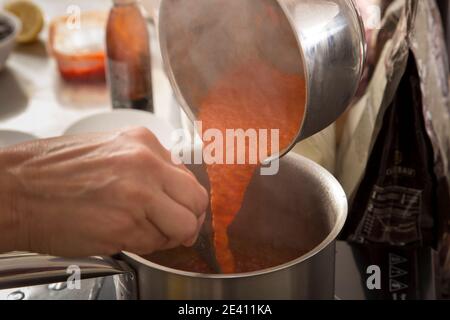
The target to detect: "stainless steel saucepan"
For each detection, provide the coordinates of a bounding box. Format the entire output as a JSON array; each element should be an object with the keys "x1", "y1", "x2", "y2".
[
  {"x1": 158, "y1": 0, "x2": 366, "y2": 157},
  {"x1": 0, "y1": 153, "x2": 346, "y2": 300}
]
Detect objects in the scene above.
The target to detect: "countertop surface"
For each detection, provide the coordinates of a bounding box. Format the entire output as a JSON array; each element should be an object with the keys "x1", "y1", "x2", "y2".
[{"x1": 0, "y1": 0, "x2": 181, "y2": 139}]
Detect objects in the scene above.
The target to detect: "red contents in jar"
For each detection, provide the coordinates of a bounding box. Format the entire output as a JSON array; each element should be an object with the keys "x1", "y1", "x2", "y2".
[
  {"x1": 56, "y1": 51, "x2": 106, "y2": 82},
  {"x1": 48, "y1": 11, "x2": 107, "y2": 83}
]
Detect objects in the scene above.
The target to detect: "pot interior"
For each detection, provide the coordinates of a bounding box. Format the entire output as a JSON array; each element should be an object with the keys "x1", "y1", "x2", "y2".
[
  {"x1": 159, "y1": 0, "x2": 305, "y2": 120},
  {"x1": 142, "y1": 153, "x2": 347, "y2": 275}
]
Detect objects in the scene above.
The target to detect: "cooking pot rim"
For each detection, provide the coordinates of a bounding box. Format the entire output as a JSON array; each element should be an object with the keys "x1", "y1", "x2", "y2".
[{"x1": 122, "y1": 154, "x2": 348, "y2": 279}]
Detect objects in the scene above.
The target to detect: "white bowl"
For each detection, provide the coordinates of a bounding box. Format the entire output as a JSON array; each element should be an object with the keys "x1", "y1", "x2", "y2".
[
  {"x1": 0, "y1": 10, "x2": 21, "y2": 71},
  {"x1": 64, "y1": 109, "x2": 176, "y2": 149}
]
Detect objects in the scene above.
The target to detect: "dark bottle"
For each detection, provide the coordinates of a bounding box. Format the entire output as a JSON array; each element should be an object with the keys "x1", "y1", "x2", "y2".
[{"x1": 106, "y1": 0, "x2": 153, "y2": 112}]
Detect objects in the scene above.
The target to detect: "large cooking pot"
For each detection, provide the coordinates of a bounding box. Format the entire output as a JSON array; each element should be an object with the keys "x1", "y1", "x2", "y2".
[
  {"x1": 0, "y1": 153, "x2": 347, "y2": 300},
  {"x1": 158, "y1": 0, "x2": 366, "y2": 157}
]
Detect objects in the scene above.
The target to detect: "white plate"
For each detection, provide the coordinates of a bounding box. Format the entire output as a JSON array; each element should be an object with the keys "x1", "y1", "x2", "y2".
[
  {"x1": 0, "y1": 130, "x2": 37, "y2": 147},
  {"x1": 64, "y1": 109, "x2": 176, "y2": 149}
]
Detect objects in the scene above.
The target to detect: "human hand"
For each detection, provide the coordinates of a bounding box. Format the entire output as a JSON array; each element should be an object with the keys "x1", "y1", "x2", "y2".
[{"x1": 0, "y1": 127, "x2": 208, "y2": 257}]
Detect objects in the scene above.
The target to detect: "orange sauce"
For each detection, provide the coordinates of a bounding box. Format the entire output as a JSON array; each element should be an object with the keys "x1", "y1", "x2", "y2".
[
  {"x1": 147, "y1": 58, "x2": 306, "y2": 274},
  {"x1": 198, "y1": 58, "x2": 306, "y2": 273}
]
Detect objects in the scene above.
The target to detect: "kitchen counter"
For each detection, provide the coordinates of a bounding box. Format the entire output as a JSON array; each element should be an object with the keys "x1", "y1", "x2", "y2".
[{"x1": 0, "y1": 0, "x2": 182, "y2": 139}]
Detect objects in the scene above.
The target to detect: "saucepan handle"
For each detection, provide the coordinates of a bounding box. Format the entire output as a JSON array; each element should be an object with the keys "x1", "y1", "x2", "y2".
[{"x1": 0, "y1": 252, "x2": 131, "y2": 291}]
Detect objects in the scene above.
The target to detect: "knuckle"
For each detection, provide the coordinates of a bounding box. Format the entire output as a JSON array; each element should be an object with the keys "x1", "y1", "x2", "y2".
[
  {"x1": 109, "y1": 146, "x2": 148, "y2": 169},
  {"x1": 161, "y1": 147, "x2": 173, "y2": 162},
  {"x1": 131, "y1": 145, "x2": 152, "y2": 162},
  {"x1": 132, "y1": 147, "x2": 165, "y2": 172},
  {"x1": 124, "y1": 127, "x2": 156, "y2": 142}
]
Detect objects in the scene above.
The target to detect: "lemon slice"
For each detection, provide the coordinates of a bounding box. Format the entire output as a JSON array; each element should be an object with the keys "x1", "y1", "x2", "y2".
[{"x1": 4, "y1": 0, "x2": 44, "y2": 43}]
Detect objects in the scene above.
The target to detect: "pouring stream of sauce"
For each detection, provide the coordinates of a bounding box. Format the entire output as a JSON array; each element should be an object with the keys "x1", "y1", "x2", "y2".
[{"x1": 199, "y1": 58, "x2": 306, "y2": 273}]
